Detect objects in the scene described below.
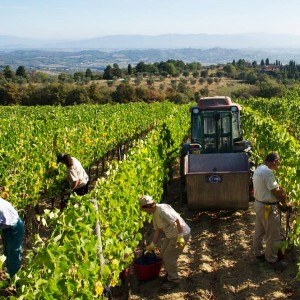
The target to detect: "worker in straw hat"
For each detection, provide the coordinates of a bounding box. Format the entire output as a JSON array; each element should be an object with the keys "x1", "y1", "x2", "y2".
[{"x1": 139, "y1": 195, "x2": 191, "y2": 291}]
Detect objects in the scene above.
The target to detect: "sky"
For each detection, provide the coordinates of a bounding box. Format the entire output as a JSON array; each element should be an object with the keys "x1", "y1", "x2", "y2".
[{"x1": 1, "y1": 0, "x2": 300, "y2": 40}]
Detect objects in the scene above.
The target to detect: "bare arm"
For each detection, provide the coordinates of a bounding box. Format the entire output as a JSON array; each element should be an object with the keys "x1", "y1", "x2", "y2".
[
  {"x1": 70, "y1": 179, "x2": 80, "y2": 190},
  {"x1": 152, "y1": 229, "x2": 161, "y2": 244},
  {"x1": 175, "y1": 218, "x2": 184, "y2": 234},
  {"x1": 271, "y1": 186, "x2": 290, "y2": 205}
]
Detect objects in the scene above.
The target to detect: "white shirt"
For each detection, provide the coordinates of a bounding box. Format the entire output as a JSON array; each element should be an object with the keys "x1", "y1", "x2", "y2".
[
  {"x1": 253, "y1": 164, "x2": 279, "y2": 203},
  {"x1": 66, "y1": 157, "x2": 89, "y2": 188},
  {"x1": 0, "y1": 197, "x2": 19, "y2": 229},
  {"x1": 152, "y1": 204, "x2": 190, "y2": 239}
]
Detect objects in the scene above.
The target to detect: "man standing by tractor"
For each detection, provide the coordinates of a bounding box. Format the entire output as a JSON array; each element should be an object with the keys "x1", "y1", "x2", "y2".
[
  {"x1": 252, "y1": 152, "x2": 290, "y2": 270},
  {"x1": 139, "y1": 195, "x2": 191, "y2": 291}
]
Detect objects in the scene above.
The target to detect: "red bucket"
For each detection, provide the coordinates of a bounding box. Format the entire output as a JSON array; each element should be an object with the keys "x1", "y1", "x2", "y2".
[{"x1": 133, "y1": 252, "x2": 162, "y2": 281}]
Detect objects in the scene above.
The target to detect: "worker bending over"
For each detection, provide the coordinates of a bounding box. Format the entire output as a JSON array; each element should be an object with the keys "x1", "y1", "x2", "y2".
[{"x1": 139, "y1": 195, "x2": 191, "y2": 291}]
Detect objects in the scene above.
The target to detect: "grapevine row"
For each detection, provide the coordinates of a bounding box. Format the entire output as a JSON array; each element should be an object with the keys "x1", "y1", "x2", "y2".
[
  {"x1": 237, "y1": 88, "x2": 300, "y2": 140},
  {"x1": 9, "y1": 104, "x2": 190, "y2": 299}
]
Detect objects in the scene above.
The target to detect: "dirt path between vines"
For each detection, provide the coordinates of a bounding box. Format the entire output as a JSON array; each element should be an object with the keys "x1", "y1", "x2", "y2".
[{"x1": 113, "y1": 178, "x2": 300, "y2": 300}]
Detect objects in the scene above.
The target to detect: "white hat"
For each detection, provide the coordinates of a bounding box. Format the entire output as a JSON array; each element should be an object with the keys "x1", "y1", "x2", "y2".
[{"x1": 139, "y1": 195, "x2": 154, "y2": 207}]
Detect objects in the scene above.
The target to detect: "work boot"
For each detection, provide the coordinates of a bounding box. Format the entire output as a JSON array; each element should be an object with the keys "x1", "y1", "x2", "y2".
[
  {"x1": 269, "y1": 260, "x2": 287, "y2": 271},
  {"x1": 159, "y1": 273, "x2": 168, "y2": 283},
  {"x1": 256, "y1": 254, "x2": 265, "y2": 261}
]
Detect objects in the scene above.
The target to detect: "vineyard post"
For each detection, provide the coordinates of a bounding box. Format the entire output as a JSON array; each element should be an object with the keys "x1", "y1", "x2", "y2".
[
  {"x1": 118, "y1": 144, "x2": 122, "y2": 160},
  {"x1": 88, "y1": 166, "x2": 91, "y2": 180},
  {"x1": 96, "y1": 159, "x2": 99, "y2": 178},
  {"x1": 90, "y1": 199, "x2": 105, "y2": 274}
]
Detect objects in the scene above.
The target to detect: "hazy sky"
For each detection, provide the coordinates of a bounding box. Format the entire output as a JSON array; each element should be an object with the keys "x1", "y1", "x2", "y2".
[{"x1": 1, "y1": 0, "x2": 300, "y2": 40}]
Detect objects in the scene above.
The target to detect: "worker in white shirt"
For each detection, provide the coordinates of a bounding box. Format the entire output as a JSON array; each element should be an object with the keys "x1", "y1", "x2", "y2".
[{"x1": 0, "y1": 197, "x2": 25, "y2": 279}]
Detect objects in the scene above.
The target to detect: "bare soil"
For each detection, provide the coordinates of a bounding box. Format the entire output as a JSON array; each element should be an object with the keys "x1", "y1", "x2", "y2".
[{"x1": 113, "y1": 177, "x2": 300, "y2": 300}]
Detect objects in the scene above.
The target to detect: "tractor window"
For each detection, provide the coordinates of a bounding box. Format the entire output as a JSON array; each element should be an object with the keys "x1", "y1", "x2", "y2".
[
  {"x1": 232, "y1": 112, "x2": 241, "y2": 140},
  {"x1": 204, "y1": 117, "x2": 215, "y2": 134},
  {"x1": 219, "y1": 114, "x2": 231, "y2": 152},
  {"x1": 191, "y1": 114, "x2": 201, "y2": 142},
  {"x1": 221, "y1": 115, "x2": 230, "y2": 134},
  {"x1": 203, "y1": 116, "x2": 217, "y2": 152}
]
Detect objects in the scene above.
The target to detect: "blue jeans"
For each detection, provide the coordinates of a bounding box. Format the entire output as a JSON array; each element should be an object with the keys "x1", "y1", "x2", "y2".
[{"x1": 2, "y1": 218, "x2": 25, "y2": 278}]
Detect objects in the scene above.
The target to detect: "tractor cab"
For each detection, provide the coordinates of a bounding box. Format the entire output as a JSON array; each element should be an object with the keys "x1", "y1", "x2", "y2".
[{"x1": 182, "y1": 96, "x2": 251, "y2": 156}]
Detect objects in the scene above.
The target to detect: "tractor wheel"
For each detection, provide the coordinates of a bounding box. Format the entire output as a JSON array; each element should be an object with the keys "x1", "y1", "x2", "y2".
[
  {"x1": 249, "y1": 163, "x2": 256, "y2": 202},
  {"x1": 180, "y1": 153, "x2": 187, "y2": 203}
]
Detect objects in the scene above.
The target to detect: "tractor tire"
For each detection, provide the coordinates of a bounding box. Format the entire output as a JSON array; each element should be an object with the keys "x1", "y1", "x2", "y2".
[{"x1": 180, "y1": 153, "x2": 187, "y2": 203}]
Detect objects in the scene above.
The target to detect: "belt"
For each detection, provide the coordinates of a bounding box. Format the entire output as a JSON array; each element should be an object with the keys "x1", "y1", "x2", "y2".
[{"x1": 256, "y1": 200, "x2": 279, "y2": 205}]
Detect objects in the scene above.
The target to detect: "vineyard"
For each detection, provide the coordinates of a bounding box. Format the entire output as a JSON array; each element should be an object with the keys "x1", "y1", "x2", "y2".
[{"x1": 0, "y1": 97, "x2": 300, "y2": 299}]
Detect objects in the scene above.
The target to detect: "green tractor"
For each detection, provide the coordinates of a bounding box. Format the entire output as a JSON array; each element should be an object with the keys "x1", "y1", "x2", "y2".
[{"x1": 180, "y1": 96, "x2": 252, "y2": 210}]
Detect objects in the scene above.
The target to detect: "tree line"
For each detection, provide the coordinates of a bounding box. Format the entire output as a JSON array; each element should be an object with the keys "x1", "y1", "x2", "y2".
[{"x1": 1, "y1": 58, "x2": 300, "y2": 105}]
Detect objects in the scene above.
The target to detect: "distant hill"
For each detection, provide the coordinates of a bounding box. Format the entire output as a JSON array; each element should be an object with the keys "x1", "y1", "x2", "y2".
[
  {"x1": 1, "y1": 47, "x2": 300, "y2": 72},
  {"x1": 1, "y1": 33, "x2": 300, "y2": 50},
  {"x1": 66, "y1": 33, "x2": 300, "y2": 50},
  {"x1": 1, "y1": 33, "x2": 300, "y2": 71}
]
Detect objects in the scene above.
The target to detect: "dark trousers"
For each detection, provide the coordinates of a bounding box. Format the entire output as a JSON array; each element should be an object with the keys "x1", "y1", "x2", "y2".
[
  {"x1": 60, "y1": 182, "x2": 89, "y2": 211},
  {"x1": 74, "y1": 182, "x2": 89, "y2": 196}
]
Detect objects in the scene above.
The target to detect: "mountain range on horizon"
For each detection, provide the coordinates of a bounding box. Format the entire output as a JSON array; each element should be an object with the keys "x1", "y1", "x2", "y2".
[
  {"x1": 2, "y1": 32, "x2": 300, "y2": 50},
  {"x1": 2, "y1": 33, "x2": 300, "y2": 72}
]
